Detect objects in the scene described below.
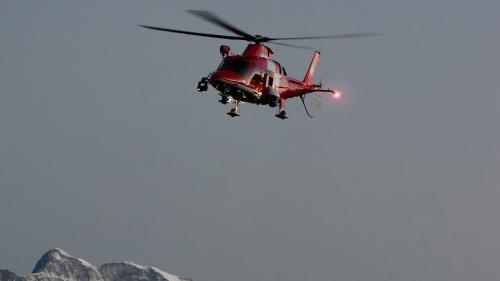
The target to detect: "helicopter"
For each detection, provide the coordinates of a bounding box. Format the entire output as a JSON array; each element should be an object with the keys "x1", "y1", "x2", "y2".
[{"x1": 140, "y1": 10, "x2": 377, "y2": 119}]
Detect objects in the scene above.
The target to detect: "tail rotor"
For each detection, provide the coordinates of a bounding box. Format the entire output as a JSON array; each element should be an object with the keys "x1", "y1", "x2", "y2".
[{"x1": 314, "y1": 76, "x2": 325, "y2": 109}]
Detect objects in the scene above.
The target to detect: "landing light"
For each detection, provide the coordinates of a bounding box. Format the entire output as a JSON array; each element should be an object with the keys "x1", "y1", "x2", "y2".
[{"x1": 332, "y1": 90, "x2": 342, "y2": 100}]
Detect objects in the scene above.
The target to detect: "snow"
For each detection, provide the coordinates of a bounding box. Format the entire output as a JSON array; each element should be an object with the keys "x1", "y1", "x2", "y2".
[
  {"x1": 52, "y1": 248, "x2": 96, "y2": 269},
  {"x1": 151, "y1": 267, "x2": 184, "y2": 281},
  {"x1": 1, "y1": 248, "x2": 188, "y2": 281},
  {"x1": 101, "y1": 261, "x2": 185, "y2": 281}
]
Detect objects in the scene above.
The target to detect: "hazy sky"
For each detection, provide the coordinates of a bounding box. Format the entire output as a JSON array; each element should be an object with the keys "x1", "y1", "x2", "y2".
[{"x1": 1, "y1": 1, "x2": 499, "y2": 281}]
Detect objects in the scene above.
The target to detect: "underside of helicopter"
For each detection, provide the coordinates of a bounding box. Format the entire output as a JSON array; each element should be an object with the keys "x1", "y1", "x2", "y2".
[{"x1": 209, "y1": 78, "x2": 261, "y2": 105}]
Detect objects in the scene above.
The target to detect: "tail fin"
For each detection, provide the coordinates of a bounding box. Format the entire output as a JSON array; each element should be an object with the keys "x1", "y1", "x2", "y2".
[{"x1": 303, "y1": 51, "x2": 321, "y2": 85}]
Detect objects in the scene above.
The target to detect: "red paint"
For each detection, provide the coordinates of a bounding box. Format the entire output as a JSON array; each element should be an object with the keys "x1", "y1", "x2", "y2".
[
  {"x1": 242, "y1": 44, "x2": 273, "y2": 58},
  {"x1": 210, "y1": 44, "x2": 336, "y2": 101}
]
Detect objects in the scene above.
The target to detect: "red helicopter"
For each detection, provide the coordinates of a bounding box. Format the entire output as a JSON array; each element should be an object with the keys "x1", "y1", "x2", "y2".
[{"x1": 140, "y1": 10, "x2": 377, "y2": 119}]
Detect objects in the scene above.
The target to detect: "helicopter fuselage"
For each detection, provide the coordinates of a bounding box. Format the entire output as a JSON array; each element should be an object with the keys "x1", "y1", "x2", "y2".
[{"x1": 207, "y1": 44, "x2": 324, "y2": 108}]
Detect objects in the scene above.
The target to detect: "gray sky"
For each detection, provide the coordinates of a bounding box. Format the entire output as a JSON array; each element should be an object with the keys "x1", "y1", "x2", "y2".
[{"x1": 1, "y1": 1, "x2": 499, "y2": 281}]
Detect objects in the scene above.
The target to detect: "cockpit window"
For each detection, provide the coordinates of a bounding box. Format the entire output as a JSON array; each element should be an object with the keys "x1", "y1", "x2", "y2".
[
  {"x1": 217, "y1": 58, "x2": 232, "y2": 70},
  {"x1": 231, "y1": 60, "x2": 251, "y2": 75},
  {"x1": 217, "y1": 58, "x2": 252, "y2": 76}
]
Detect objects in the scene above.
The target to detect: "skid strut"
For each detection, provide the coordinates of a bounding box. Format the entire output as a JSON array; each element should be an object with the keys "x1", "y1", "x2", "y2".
[
  {"x1": 275, "y1": 99, "x2": 288, "y2": 119},
  {"x1": 227, "y1": 100, "x2": 240, "y2": 117}
]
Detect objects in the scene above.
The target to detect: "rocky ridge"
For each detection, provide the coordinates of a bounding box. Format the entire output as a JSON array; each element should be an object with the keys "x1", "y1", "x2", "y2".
[{"x1": 0, "y1": 248, "x2": 190, "y2": 281}]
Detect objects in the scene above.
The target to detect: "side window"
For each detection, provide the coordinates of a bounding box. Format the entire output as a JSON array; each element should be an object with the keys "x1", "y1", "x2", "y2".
[
  {"x1": 268, "y1": 76, "x2": 274, "y2": 87},
  {"x1": 249, "y1": 66, "x2": 261, "y2": 82},
  {"x1": 282, "y1": 67, "x2": 287, "y2": 76},
  {"x1": 274, "y1": 62, "x2": 282, "y2": 74},
  {"x1": 267, "y1": 60, "x2": 275, "y2": 73}
]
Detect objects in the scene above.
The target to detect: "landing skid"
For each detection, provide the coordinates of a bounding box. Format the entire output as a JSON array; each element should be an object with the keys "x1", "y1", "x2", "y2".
[
  {"x1": 227, "y1": 101, "x2": 240, "y2": 117},
  {"x1": 219, "y1": 94, "x2": 229, "y2": 104},
  {"x1": 227, "y1": 109, "x2": 240, "y2": 117},
  {"x1": 275, "y1": 110, "x2": 287, "y2": 119},
  {"x1": 275, "y1": 99, "x2": 288, "y2": 120}
]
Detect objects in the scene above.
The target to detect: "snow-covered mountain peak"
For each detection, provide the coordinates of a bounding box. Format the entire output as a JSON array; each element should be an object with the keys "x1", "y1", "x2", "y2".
[
  {"x1": 99, "y1": 261, "x2": 186, "y2": 281},
  {"x1": 1, "y1": 248, "x2": 189, "y2": 281},
  {"x1": 31, "y1": 248, "x2": 102, "y2": 281}
]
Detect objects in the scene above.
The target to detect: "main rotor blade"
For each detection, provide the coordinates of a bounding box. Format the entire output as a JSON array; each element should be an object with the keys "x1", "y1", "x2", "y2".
[
  {"x1": 266, "y1": 32, "x2": 380, "y2": 41},
  {"x1": 186, "y1": 10, "x2": 255, "y2": 41},
  {"x1": 269, "y1": 42, "x2": 320, "y2": 51},
  {"x1": 139, "y1": 25, "x2": 247, "y2": 40}
]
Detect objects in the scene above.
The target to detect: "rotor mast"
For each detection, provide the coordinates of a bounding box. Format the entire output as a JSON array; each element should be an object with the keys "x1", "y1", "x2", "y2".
[{"x1": 242, "y1": 44, "x2": 273, "y2": 58}]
